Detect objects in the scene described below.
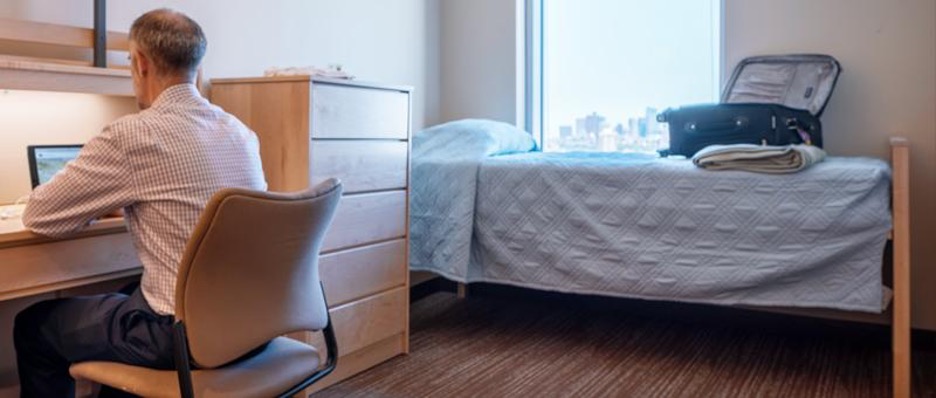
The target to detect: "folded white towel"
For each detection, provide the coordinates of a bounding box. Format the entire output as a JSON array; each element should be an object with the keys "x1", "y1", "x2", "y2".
[
  {"x1": 691, "y1": 144, "x2": 827, "y2": 173},
  {"x1": 264, "y1": 65, "x2": 354, "y2": 79}
]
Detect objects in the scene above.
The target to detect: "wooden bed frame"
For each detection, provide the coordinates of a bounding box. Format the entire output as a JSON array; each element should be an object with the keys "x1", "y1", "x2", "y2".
[
  {"x1": 891, "y1": 137, "x2": 911, "y2": 398},
  {"x1": 455, "y1": 137, "x2": 912, "y2": 397}
]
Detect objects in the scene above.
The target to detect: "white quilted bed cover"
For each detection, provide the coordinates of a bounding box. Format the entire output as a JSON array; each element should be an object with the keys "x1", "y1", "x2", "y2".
[{"x1": 410, "y1": 121, "x2": 892, "y2": 313}]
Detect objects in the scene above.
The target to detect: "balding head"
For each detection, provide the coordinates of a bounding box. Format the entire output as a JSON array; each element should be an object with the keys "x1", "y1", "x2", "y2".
[{"x1": 129, "y1": 8, "x2": 206, "y2": 79}]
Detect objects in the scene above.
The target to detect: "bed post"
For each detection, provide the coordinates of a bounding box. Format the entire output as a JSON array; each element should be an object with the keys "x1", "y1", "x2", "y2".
[{"x1": 890, "y1": 137, "x2": 911, "y2": 398}]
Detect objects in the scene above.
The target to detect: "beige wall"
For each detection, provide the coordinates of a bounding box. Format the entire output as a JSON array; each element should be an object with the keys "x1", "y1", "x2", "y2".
[
  {"x1": 0, "y1": 0, "x2": 441, "y2": 203},
  {"x1": 440, "y1": 0, "x2": 524, "y2": 125},
  {"x1": 724, "y1": 0, "x2": 936, "y2": 329}
]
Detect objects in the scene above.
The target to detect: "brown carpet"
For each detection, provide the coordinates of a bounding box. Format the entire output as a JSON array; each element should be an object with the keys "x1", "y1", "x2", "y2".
[{"x1": 317, "y1": 286, "x2": 936, "y2": 398}]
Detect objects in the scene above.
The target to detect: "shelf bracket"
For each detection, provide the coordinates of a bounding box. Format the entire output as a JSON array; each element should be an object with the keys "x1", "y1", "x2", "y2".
[{"x1": 93, "y1": 0, "x2": 106, "y2": 68}]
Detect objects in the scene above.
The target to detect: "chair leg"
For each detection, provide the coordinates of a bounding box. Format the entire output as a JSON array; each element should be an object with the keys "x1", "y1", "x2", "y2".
[
  {"x1": 278, "y1": 282, "x2": 339, "y2": 397},
  {"x1": 173, "y1": 322, "x2": 196, "y2": 398}
]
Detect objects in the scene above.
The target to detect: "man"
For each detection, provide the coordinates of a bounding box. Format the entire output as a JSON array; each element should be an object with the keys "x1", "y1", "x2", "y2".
[{"x1": 13, "y1": 9, "x2": 267, "y2": 397}]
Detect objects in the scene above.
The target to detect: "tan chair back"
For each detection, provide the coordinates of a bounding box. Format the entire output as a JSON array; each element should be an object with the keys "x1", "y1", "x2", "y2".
[{"x1": 174, "y1": 179, "x2": 342, "y2": 369}]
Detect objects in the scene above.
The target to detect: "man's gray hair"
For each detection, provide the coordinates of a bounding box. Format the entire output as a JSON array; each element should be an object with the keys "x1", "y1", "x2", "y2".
[{"x1": 130, "y1": 9, "x2": 206, "y2": 76}]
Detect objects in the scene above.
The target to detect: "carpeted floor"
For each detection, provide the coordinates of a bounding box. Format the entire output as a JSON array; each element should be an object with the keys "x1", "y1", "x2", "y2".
[{"x1": 316, "y1": 285, "x2": 936, "y2": 397}]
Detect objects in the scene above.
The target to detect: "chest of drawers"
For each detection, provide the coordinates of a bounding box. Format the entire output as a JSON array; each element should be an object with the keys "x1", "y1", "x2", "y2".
[{"x1": 211, "y1": 76, "x2": 411, "y2": 394}]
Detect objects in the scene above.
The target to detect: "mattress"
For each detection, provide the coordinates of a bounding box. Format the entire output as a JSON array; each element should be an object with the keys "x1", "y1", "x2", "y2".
[
  {"x1": 468, "y1": 152, "x2": 891, "y2": 312},
  {"x1": 408, "y1": 120, "x2": 892, "y2": 313}
]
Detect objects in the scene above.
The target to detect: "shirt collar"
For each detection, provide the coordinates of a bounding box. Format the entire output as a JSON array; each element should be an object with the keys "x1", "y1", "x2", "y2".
[{"x1": 150, "y1": 83, "x2": 202, "y2": 110}]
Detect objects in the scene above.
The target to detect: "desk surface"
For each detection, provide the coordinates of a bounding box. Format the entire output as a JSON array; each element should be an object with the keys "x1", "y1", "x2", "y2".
[
  {"x1": 0, "y1": 204, "x2": 127, "y2": 249},
  {"x1": 0, "y1": 204, "x2": 138, "y2": 302}
]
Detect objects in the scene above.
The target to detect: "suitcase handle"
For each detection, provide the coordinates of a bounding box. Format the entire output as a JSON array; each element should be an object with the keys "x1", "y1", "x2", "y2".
[{"x1": 687, "y1": 117, "x2": 746, "y2": 133}]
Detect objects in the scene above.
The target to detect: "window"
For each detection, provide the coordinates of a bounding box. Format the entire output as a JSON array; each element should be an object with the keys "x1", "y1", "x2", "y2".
[{"x1": 528, "y1": 0, "x2": 722, "y2": 153}]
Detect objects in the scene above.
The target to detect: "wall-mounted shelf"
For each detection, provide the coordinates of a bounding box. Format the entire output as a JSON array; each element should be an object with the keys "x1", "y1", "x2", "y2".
[
  {"x1": 0, "y1": 15, "x2": 133, "y2": 97},
  {"x1": 0, "y1": 56, "x2": 132, "y2": 96}
]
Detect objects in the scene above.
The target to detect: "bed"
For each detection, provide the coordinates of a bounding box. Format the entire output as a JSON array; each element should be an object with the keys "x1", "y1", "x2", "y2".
[{"x1": 409, "y1": 119, "x2": 912, "y2": 397}]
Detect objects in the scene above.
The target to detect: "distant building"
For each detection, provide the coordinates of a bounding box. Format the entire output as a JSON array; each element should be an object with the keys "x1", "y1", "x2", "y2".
[
  {"x1": 559, "y1": 125, "x2": 573, "y2": 139},
  {"x1": 577, "y1": 112, "x2": 605, "y2": 136},
  {"x1": 598, "y1": 128, "x2": 617, "y2": 152},
  {"x1": 645, "y1": 107, "x2": 659, "y2": 137},
  {"x1": 628, "y1": 118, "x2": 640, "y2": 138},
  {"x1": 575, "y1": 118, "x2": 587, "y2": 137}
]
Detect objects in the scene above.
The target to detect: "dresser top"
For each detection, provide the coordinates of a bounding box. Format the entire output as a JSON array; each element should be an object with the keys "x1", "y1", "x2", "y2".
[{"x1": 210, "y1": 75, "x2": 413, "y2": 92}]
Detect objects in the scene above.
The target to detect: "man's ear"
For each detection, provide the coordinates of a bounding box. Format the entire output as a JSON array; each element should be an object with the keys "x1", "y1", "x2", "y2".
[{"x1": 133, "y1": 50, "x2": 150, "y2": 78}]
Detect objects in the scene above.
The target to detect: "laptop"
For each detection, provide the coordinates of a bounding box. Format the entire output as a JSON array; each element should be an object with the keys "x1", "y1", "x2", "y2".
[{"x1": 27, "y1": 145, "x2": 83, "y2": 188}]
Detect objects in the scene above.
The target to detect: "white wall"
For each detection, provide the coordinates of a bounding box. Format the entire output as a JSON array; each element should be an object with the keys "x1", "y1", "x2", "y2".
[
  {"x1": 0, "y1": 2, "x2": 441, "y2": 394},
  {"x1": 0, "y1": 91, "x2": 137, "y2": 202},
  {"x1": 1, "y1": 1, "x2": 441, "y2": 130},
  {"x1": 0, "y1": 0, "x2": 441, "y2": 203},
  {"x1": 724, "y1": 0, "x2": 936, "y2": 330},
  {"x1": 440, "y1": 0, "x2": 936, "y2": 329},
  {"x1": 440, "y1": 0, "x2": 524, "y2": 125}
]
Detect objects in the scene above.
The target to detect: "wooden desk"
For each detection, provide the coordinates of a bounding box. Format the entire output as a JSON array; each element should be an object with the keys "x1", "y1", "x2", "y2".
[
  {"x1": 0, "y1": 205, "x2": 141, "y2": 396},
  {"x1": 0, "y1": 205, "x2": 141, "y2": 302},
  {"x1": 0, "y1": 17, "x2": 136, "y2": 396}
]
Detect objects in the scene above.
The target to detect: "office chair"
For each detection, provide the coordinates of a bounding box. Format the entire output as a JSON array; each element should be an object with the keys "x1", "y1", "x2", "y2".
[{"x1": 69, "y1": 179, "x2": 344, "y2": 398}]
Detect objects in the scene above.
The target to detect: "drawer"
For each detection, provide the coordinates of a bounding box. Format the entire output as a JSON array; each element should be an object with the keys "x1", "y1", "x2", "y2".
[
  {"x1": 304, "y1": 333, "x2": 406, "y2": 394},
  {"x1": 0, "y1": 233, "x2": 140, "y2": 301},
  {"x1": 291, "y1": 286, "x2": 407, "y2": 355},
  {"x1": 310, "y1": 140, "x2": 408, "y2": 194},
  {"x1": 320, "y1": 239, "x2": 407, "y2": 306},
  {"x1": 323, "y1": 190, "x2": 407, "y2": 252},
  {"x1": 311, "y1": 83, "x2": 409, "y2": 139},
  {"x1": 330, "y1": 287, "x2": 407, "y2": 353}
]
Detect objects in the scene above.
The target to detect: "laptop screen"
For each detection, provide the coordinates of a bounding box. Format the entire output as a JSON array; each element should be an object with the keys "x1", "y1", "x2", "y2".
[{"x1": 27, "y1": 145, "x2": 83, "y2": 188}]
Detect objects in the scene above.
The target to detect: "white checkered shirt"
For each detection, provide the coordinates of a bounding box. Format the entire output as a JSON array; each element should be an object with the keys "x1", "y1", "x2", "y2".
[{"x1": 23, "y1": 84, "x2": 268, "y2": 315}]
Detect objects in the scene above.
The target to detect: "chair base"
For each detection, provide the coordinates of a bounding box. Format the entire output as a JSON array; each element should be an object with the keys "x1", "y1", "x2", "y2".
[{"x1": 70, "y1": 337, "x2": 320, "y2": 398}]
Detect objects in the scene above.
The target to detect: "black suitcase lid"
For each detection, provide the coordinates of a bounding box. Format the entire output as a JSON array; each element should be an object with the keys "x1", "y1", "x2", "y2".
[{"x1": 721, "y1": 54, "x2": 842, "y2": 117}]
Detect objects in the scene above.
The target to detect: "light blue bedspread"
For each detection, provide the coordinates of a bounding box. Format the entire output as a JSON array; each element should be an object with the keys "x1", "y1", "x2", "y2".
[
  {"x1": 410, "y1": 119, "x2": 538, "y2": 280},
  {"x1": 411, "y1": 121, "x2": 892, "y2": 312}
]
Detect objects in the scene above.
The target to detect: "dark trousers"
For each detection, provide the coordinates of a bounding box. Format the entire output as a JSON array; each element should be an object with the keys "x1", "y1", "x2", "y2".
[{"x1": 13, "y1": 288, "x2": 175, "y2": 398}]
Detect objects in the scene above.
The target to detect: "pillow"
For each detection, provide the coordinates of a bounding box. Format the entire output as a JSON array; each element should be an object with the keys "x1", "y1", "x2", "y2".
[{"x1": 413, "y1": 119, "x2": 537, "y2": 160}]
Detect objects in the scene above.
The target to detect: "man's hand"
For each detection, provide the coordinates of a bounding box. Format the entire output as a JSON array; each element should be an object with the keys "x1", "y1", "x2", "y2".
[{"x1": 103, "y1": 208, "x2": 125, "y2": 219}]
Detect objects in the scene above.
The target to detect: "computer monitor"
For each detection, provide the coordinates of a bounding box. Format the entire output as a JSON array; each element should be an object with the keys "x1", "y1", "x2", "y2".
[{"x1": 27, "y1": 145, "x2": 83, "y2": 188}]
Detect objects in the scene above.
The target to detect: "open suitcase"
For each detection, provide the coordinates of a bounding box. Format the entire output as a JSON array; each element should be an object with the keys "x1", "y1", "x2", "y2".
[{"x1": 658, "y1": 54, "x2": 842, "y2": 157}]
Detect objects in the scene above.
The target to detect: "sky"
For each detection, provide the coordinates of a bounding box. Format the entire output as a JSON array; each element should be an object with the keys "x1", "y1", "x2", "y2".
[{"x1": 544, "y1": 0, "x2": 721, "y2": 132}]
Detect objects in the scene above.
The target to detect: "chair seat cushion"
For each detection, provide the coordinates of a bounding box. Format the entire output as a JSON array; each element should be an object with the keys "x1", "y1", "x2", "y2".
[{"x1": 70, "y1": 337, "x2": 321, "y2": 398}]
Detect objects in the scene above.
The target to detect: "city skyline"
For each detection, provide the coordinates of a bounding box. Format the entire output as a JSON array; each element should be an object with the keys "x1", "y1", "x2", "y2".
[
  {"x1": 542, "y1": 0, "x2": 720, "y2": 153},
  {"x1": 544, "y1": 108, "x2": 668, "y2": 153}
]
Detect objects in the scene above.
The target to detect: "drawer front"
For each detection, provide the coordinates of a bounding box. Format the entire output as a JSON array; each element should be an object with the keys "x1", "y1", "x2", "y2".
[
  {"x1": 311, "y1": 83, "x2": 409, "y2": 139},
  {"x1": 323, "y1": 190, "x2": 407, "y2": 252},
  {"x1": 305, "y1": 333, "x2": 405, "y2": 394},
  {"x1": 0, "y1": 233, "x2": 140, "y2": 300},
  {"x1": 293, "y1": 287, "x2": 407, "y2": 355},
  {"x1": 331, "y1": 287, "x2": 407, "y2": 353},
  {"x1": 320, "y1": 239, "x2": 407, "y2": 306},
  {"x1": 310, "y1": 140, "x2": 408, "y2": 194}
]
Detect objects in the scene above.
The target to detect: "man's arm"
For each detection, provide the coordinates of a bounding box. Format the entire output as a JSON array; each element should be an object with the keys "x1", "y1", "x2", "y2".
[{"x1": 22, "y1": 125, "x2": 134, "y2": 238}]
